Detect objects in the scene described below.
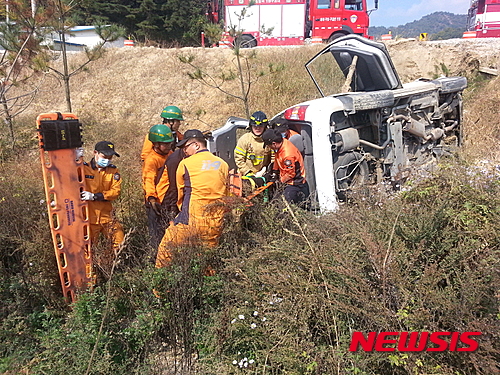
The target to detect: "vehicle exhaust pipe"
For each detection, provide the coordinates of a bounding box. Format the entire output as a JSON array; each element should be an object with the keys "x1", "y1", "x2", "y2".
[
  {"x1": 444, "y1": 120, "x2": 458, "y2": 132},
  {"x1": 403, "y1": 118, "x2": 428, "y2": 139},
  {"x1": 429, "y1": 128, "x2": 444, "y2": 141},
  {"x1": 403, "y1": 118, "x2": 447, "y2": 142},
  {"x1": 358, "y1": 114, "x2": 405, "y2": 151},
  {"x1": 333, "y1": 128, "x2": 360, "y2": 152}
]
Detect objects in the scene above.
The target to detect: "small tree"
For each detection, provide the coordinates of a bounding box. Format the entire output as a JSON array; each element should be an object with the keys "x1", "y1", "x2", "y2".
[
  {"x1": 0, "y1": 0, "x2": 52, "y2": 151},
  {"x1": 46, "y1": 0, "x2": 125, "y2": 112},
  {"x1": 180, "y1": 2, "x2": 280, "y2": 118},
  {"x1": 202, "y1": 20, "x2": 223, "y2": 47}
]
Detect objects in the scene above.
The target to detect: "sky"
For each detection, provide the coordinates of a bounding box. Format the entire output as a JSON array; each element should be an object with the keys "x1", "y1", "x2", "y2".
[{"x1": 369, "y1": 0, "x2": 471, "y2": 27}]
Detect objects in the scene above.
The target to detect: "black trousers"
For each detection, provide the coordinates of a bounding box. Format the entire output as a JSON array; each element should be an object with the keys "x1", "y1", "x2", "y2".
[
  {"x1": 146, "y1": 203, "x2": 177, "y2": 250},
  {"x1": 284, "y1": 182, "x2": 310, "y2": 206}
]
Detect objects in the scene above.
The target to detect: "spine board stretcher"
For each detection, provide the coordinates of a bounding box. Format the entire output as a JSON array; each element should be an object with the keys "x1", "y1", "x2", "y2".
[{"x1": 37, "y1": 112, "x2": 93, "y2": 302}]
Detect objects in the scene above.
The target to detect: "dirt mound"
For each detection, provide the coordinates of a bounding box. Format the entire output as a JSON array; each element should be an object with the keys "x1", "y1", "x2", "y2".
[
  {"x1": 386, "y1": 38, "x2": 500, "y2": 81},
  {"x1": 384, "y1": 38, "x2": 500, "y2": 162}
]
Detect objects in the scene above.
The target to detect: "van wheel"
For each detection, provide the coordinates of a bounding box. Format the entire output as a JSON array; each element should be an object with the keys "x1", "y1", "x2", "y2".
[
  {"x1": 235, "y1": 34, "x2": 257, "y2": 48},
  {"x1": 328, "y1": 33, "x2": 347, "y2": 43},
  {"x1": 334, "y1": 152, "x2": 369, "y2": 200}
]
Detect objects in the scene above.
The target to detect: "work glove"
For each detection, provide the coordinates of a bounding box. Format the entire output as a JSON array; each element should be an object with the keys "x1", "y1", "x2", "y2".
[
  {"x1": 80, "y1": 191, "x2": 95, "y2": 201},
  {"x1": 148, "y1": 197, "x2": 162, "y2": 216},
  {"x1": 246, "y1": 175, "x2": 266, "y2": 188},
  {"x1": 263, "y1": 170, "x2": 279, "y2": 183},
  {"x1": 75, "y1": 147, "x2": 84, "y2": 160},
  {"x1": 152, "y1": 202, "x2": 162, "y2": 216},
  {"x1": 254, "y1": 166, "x2": 266, "y2": 178}
]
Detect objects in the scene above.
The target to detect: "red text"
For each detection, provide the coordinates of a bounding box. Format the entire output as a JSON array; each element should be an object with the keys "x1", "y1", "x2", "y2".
[{"x1": 349, "y1": 331, "x2": 481, "y2": 352}]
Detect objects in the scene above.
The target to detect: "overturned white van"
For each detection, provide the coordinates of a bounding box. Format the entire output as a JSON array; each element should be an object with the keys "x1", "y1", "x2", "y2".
[{"x1": 208, "y1": 35, "x2": 467, "y2": 212}]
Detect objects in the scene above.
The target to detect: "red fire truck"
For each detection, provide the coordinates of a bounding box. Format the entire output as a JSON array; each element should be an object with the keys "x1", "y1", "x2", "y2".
[
  {"x1": 466, "y1": 0, "x2": 500, "y2": 37},
  {"x1": 208, "y1": 0, "x2": 378, "y2": 47}
]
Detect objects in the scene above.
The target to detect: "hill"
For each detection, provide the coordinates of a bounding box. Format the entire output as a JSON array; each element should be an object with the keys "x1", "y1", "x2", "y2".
[{"x1": 369, "y1": 11, "x2": 468, "y2": 39}]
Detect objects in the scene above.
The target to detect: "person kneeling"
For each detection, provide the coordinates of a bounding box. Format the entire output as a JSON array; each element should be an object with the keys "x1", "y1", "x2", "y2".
[{"x1": 261, "y1": 129, "x2": 309, "y2": 206}]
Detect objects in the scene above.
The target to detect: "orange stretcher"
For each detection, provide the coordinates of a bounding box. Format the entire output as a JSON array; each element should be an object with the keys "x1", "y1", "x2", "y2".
[
  {"x1": 228, "y1": 169, "x2": 274, "y2": 203},
  {"x1": 37, "y1": 113, "x2": 93, "y2": 303}
]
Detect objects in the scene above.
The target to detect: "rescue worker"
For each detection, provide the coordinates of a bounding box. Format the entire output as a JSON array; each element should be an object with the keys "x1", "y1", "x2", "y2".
[
  {"x1": 261, "y1": 128, "x2": 309, "y2": 206},
  {"x1": 141, "y1": 105, "x2": 184, "y2": 161},
  {"x1": 142, "y1": 106, "x2": 186, "y2": 219},
  {"x1": 158, "y1": 145, "x2": 184, "y2": 218},
  {"x1": 234, "y1": 111, "x2": 272, "y2": 177},
  {"x1": 274, "y1": 123, "x2": 304, "y2": 154},
  {"x1": 81, "y1": 141, "x2": 124, "y2": 278},
  {"x1": 142, "y1": 124, "x2": 175, "y2": 250},
  {"x1": 155, "y1": 129, "x2": 229, "y2": 268}
]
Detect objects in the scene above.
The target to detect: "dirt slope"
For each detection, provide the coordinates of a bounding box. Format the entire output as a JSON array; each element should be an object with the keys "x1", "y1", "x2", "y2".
[
  {"x1": 17, "y1": 37, "x2": 500, "y2": 163},
  {"x1": 386, "y1": 38, "x2": 500, "y2": 81}
]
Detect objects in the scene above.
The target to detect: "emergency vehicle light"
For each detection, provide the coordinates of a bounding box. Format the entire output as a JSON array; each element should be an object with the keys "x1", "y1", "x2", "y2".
[{"x1": 284, "y1": 105, "x2": 309, "y2": 121}]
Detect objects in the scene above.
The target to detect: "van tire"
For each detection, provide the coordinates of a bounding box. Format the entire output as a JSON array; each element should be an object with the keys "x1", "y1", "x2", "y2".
[
  {"x1": 334, "y1": 152, "x2": 369, "y2": 199},
  {"x1": 235, "y1": 34, "x2": 257, "y2": 48},
  {"x1": 328, "y1": 32, "x2": 347, "y2": 43}
]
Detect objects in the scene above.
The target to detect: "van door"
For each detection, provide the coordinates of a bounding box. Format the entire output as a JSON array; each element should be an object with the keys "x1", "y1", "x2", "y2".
[{"x1": 206, "y1": 117, "x2": 249, "y2": 171}]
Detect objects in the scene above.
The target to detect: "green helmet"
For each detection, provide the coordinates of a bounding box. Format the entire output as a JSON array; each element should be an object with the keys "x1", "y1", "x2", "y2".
[
  {"x1": 161, "y1": 105, "x2": 184, "y2": 121},
  {"x1": 148, "y1": 124, "x2": 174, "y2": 143}
]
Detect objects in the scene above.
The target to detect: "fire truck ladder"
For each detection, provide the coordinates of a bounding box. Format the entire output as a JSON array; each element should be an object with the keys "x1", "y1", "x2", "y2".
[{"x1": 37, "y1": 113, "x2": 93, "y2": 303}]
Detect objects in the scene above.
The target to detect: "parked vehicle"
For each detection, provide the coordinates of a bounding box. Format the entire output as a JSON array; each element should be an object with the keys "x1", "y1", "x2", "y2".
[
  {"x1": 466, "y1": 0, "x2": 500, "y2": 38},
  {"x1": 208, "y1": 35, "x2": 467, "y2": 211},
  {"x1": 208, "y1": 0, "x2": 378, "y2": 48}
]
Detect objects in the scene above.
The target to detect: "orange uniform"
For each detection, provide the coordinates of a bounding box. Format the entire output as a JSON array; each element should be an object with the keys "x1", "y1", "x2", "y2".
[
  {"x1": 83, "y1": 159, "x2": 124, "y2": 274},
  {"x1": 142, "y1": 148, "x2": 174, "y2": 250},
  {"x1": 142, "y1": 149, "x2": 172, "y2": 203},
  {"x1": 272, "y1": 138, "x2": 306, "y2": 186},
  {"x1": 271, "y1": 138, "x2": 309, "y2": 205},
  {"x1": 141, "y1": 131, "x2": 183, "y2": 161},
  {"x1": 83, "y1": 159, "x2": 123, "y2": 227},
  {"x1": 140, "y1": 133, "x2": 152, "y2": 161},
  {"x1": 156, "y1": 149, "x2": 229, "y2": 267}
]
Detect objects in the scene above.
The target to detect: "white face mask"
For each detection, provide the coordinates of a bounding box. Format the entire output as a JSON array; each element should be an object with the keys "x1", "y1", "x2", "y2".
[{"x1": 97, "y1": 157, "x2": 110, "y2": 168}]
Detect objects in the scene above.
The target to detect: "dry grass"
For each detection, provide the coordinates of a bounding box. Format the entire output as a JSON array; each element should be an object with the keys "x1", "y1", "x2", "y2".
[
  {"x1": 23, "y1": 46, "x2": 324, "y2": 137},
  {"x1": 462, "y1": 76, "x2": 500, "y2": 161}
]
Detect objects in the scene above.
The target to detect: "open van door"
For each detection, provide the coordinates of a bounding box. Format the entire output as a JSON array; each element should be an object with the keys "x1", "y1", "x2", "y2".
[
  {"x1": 206, "y1": 116, "x2": 249, "y2": 170},
  {"x1": 306, "y1": 34, "x2": 402, "y2": 95}
]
